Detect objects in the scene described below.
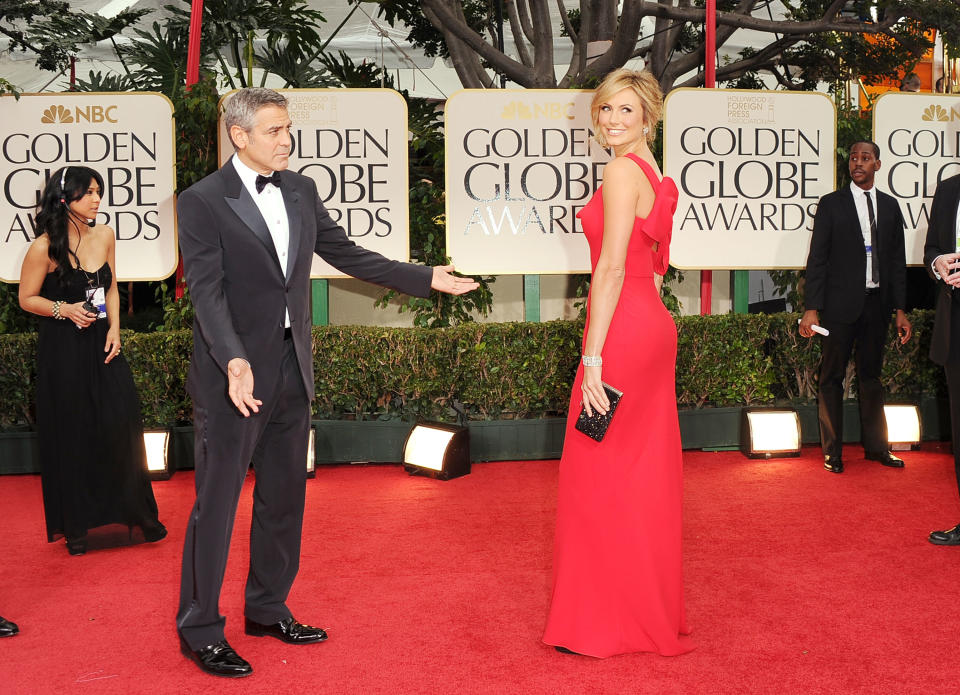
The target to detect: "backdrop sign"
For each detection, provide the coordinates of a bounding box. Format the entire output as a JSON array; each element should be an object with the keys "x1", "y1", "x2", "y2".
[
  {"x1": 218, "y1": 89, "x2": 409, "y2": 278},
  {"x1": 874, "y1": 92, "x2": 960, "y2": 264},
  {"x1": 0, "y1": 92, "x2": 176, "y2": 283},
  {"x1": 664, "y1": 88, "x2": 836, "y2": 269},
  {"x1": 444, "y1": 89, "x2": 610, "y2": 275}
]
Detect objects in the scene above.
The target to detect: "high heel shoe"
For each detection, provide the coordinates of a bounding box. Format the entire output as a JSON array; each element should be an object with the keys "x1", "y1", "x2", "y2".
[
  {"x1": 142, "y1": 522, "x2": 168, "y2": 543},
  {"x1": 554, "y1": 646, "x2": 583, "y2": 655}
]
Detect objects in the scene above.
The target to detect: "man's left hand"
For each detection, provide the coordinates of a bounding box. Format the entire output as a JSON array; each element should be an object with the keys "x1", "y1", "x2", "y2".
[
  {"x1": 895, "y1": 310, "x2": 912, "y2": 344},
  {"x1": 431, "y1": 265, "x2": 479, "y2": 295}
]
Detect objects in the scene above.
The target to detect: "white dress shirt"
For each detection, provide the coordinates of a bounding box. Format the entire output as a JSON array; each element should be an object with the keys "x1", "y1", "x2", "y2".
[
  {"x1": 233, "y1": 155, "x2": 291, "y2": 327},
  {"x1": 850, "y1": 181, "x2": 879, "y2": 289}
]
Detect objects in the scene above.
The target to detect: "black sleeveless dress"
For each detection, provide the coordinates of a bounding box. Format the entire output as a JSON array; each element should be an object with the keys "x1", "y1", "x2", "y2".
[{"x1": 35, "y1": 262, "x2": 164, "y2": 545}]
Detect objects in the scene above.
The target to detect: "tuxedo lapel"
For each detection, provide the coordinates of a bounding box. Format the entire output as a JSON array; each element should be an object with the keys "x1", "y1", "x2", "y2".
[
  {"x1": 280, "y1": 171, "x2": 302, "y2": 284},
  {"x1": 220, "y1": 164, "x2": 284, "y2": 278}
]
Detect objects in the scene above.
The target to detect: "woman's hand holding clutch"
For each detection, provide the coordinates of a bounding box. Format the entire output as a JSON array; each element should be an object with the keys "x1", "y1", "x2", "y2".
[{"x1": 580, "y1": 364, "x2": 610, "y2": 417}]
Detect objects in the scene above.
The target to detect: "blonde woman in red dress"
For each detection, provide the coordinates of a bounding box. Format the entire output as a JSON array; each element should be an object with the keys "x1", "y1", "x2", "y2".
[{"x1": 543, "y1": 69, "x2": 693, "y2": 658}]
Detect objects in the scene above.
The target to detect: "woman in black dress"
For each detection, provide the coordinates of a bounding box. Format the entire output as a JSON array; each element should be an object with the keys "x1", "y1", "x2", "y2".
[{"x1": 18, "y1": 166, "x2": 166, "y2": 555}]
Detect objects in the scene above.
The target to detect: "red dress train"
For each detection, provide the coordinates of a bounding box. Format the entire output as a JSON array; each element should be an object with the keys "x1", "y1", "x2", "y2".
[{"x1": 543, "y1": 153, "x2": 694, "y2": 658}]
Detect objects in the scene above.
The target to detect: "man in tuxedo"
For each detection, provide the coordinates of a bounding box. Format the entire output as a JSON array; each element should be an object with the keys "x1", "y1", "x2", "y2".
[
  {"x1": 799, "y1": 140, "x2": 912, "y2": 473},
  {"x1": 923, "y1": 173, "x2": 960, "y2": 545},
  {"x1": 175, "y1": 88, "x2": 477, "y2": 677}
]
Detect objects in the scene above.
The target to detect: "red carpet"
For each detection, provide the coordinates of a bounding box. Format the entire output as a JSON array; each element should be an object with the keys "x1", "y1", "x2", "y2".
[{"x1": 1, "y1": 444, "x2": 959, "y2": 694}]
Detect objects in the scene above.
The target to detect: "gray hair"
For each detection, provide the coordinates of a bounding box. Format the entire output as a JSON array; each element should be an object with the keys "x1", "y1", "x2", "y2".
[{"x1": 224, "y1": 88, "x2": 288, "y2": 151}]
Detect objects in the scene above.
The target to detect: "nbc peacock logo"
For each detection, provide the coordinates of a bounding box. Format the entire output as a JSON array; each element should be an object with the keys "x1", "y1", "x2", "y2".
[
  {"x1": 38, "y1": 103, "x2": 118, "y2": 123},
  {"x1": 501, "y1": 101, "x2": 575, "y2": 120},
  {"x1": 921, "y1": 104, "x2": 950, "y2": 122},
  {"x1": 40, "y1": 105, "x2": 74, "y2": 123}
]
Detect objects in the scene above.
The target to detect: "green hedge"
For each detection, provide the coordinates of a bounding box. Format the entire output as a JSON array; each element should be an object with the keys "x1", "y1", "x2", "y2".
[{"x1": 0, "y1": 311, "x2": 941, "y2": 429}]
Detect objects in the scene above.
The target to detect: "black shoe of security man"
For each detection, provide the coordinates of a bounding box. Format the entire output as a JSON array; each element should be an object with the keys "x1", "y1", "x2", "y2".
[
  {"x1": 864, "y1": 451, "x2": 905, "y2": 468},
  {"x1": 823, "y1": 455, "x2": 843, "y2": 474},
  {"x1": 929, "y1": 524, "x2": 960, "y2": 546},
  {"x1": 0, "y1": 617, "x2": 18, "y2": 637}
]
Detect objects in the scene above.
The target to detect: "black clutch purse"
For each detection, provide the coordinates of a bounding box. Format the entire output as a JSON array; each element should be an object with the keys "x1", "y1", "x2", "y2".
[{"x1": 574, "y1": 382, "x2": 623, "y2": 442}]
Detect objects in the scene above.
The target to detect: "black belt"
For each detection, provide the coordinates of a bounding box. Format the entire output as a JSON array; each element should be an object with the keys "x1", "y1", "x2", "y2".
[
  {"x1": 865, "y1": 287, "x2": 879, "y2": 295},
  {"x1": 283, "y1": 327, "x2": 293, "y2": 340}
]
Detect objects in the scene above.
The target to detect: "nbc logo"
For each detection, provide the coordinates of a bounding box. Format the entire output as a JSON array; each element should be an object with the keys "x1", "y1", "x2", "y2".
[
  {"x1": 41, "y1": 105, "x2": 73, "y2": 123},
  {"x1": 922, "y1": 105, "x2": 950, "y2": 122},
  {"x1": 39, "y1": 103, "x2": 118, "y2": 124},
  {"x1": 501, "y1": 101, "x2": 575, "y2": 120}
]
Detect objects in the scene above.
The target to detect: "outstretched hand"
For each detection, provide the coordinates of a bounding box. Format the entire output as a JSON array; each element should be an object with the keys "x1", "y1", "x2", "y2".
[{"x1": 431, "y1": 265, "x2": 479, "y2": 295}]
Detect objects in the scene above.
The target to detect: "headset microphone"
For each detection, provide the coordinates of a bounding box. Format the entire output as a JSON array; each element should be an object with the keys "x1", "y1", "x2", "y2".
[
  {"x1": 67, "y1": 208, "x2": 96, "y2": 228},
  {"x1": 59, "y1": 167, "x2": 95, "y2": 227}
]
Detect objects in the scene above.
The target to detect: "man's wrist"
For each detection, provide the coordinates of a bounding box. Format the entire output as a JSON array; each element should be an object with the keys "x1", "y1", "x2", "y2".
[{"x1": 932, "y1": 255, "x2": 945, "y2": 280}]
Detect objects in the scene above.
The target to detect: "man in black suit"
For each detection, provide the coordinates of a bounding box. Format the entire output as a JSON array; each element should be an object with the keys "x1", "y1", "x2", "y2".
[
  {"x1": 923, "y1": 173, "x2": 960, "y2": 545},
  {"x1": 175, "y1": 88, "x2": 477, "y2": 678},
  {"x1": 799, "y1": 140, "x2": 912, "y2": 473}
]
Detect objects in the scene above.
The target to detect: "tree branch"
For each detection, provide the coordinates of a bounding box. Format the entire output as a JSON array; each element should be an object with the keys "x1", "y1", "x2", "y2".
[
  {"x1": 421, "y1": 3, "x2": 485, "y2": 88},
  {"x1": 422, "y1": 0, "x2": 540, "y2": 85},
  {"x1": 529, "y1": 0, "x2": 555, "y2": 85},
  {"x1": 513, "y1": 0, "x2": 536, "y2": 47},
  {"x1": 559, "y1": 0, "x2": 591, "y2": 87},
  {"x1": 555, "y1": 0, "x2": 576, "y2": 42},
  {"x1": 628, "y1": 0, "x2": 900, "y2": 36},
  {"x1": 505, "y1": 0, "x2": 533, "y2": 67}
]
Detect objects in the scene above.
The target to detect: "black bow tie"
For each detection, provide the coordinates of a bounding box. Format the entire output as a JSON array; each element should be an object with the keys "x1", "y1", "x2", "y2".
[{"x1": 255, "y1": 171, "x2": 281, "y2": 193}]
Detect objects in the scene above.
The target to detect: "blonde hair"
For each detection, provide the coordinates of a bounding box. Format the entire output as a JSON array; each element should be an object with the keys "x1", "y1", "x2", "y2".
[{"x1": 590, "y1": 69, "x2": 663, "y2": 147}]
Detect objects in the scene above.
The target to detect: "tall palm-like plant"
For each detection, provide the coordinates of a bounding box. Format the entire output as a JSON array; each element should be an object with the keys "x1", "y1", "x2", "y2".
[{"x1": 163, "y1": 0, "x2": 327, "y2": 89}]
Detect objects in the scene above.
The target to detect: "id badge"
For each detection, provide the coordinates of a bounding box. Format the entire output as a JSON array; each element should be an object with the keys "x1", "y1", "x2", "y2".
[{"x1": 85, "y1": 286, "x2": 107, "y2": 319}]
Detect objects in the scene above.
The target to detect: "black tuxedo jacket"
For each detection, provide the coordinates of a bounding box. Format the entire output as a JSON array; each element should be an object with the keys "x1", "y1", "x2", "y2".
[
  {"x1": 804, "y1": 186, "x2": 907, "y2": 323},
  {"x1": 177, "y1": 162, "x2": 432, "y2": 409},
  {"x1": 923, "y1": 173, "x2": 960, "y2": 365}
]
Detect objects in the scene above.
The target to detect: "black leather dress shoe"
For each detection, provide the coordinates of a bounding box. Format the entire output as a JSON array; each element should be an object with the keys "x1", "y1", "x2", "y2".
[
  {"x1": 823, "y1": 456, "x2": 843, "y2": 473},
  {"x1": 245, "y1": 616, "x2": 328, "y2": 644},
  {"x1": 865, "y1": 451, "x2": 905, "y2": 468},
  {"x1": 0, "y1": 616, "x2": 19, "y2": 637},
  {"x1": 179, "y1": 635, "x2": 252, "y2": 678},
  {"x1": 929, "y1": 524, "x2": 960, "y2": 546}
]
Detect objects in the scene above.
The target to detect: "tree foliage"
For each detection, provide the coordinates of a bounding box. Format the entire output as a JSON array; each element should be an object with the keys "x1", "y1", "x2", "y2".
[{"x1": 375, "y1": 0, "x2": 960, "y2": 91}]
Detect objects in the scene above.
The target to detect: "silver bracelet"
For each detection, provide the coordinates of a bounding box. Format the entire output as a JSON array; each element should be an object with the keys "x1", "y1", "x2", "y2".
[
  {"x1": 52, "y1": 301, "x2": 65, "y2": 320},
  {"x1": 581, "y1": 354, "x2": 602, "y2": 367}
]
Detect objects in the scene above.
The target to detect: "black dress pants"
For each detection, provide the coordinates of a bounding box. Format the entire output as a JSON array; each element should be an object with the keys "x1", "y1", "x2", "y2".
[
  {"x1": 943, "y1": 300, "x2": 960, "y2": 498},
  {"x1": 817, "y1": 292, "x2": 890, "y2": 458},
  {"x1": 177, "y1": 337, "x2": 310, "y2": 649}
]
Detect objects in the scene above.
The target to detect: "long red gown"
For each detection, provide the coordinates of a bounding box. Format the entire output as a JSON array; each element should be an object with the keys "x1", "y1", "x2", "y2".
[{"x1": 542, "y1": 153, "x2": 694, "y2": 658}]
